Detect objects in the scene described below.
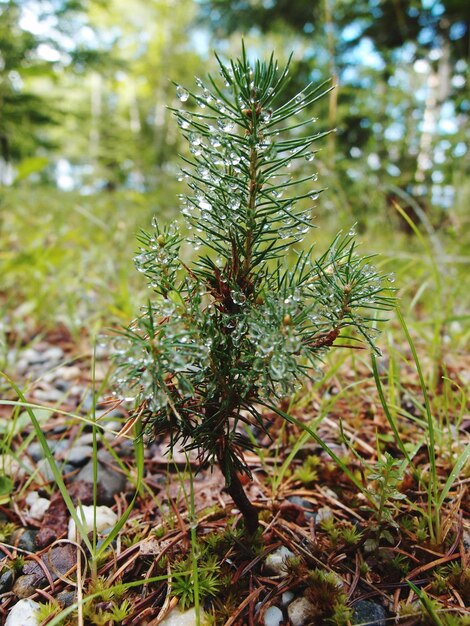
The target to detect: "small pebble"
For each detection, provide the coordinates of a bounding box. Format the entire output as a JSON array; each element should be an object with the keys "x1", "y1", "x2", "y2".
[
  {"x1": 68, "y1": 505, "x2": 118, "y2": 541},
  {"x1": 158, "y1": 606, "x2": 207, "y2": 626},
  {"x1": 43, "y1": 346, "x2": 64, "y2": 362},
  {"x1": 0, "y1": 454, "x2": 32, "y2": 478},
  {"x1": 33, "y1": 388, "x2": 64, "y2": 403},
  {"x1": 281, "y1": 591, "x2": 294, "y2": 605},
  {"x1": 72, "y1": 459, "x2": 126, "y2": 505},
  {"x1": 0, "y1": 569, "x2": 14, "y2": 594},
  {"x1": 94, "y1": 345, "x2": 110, "y2": 360},
  {"x1": 74, "y1": 432, "x2": 95, "y2": 445},
  {"x1": 288, "y1": 597, "x2": 316, "y2": 626},
  {"x1": 59, "y1": 445, "x2": 93, "y2": 466},
  {"x1": 264, "y1": 605, "x2": 283, "y2": 626},
  {"x1": 265, "y1": 546, "x2": 295, "y2": 576},
  {"x1": 16, "y1": 530, "x2": 38, "y2": 553},
  {"x1": 22, "y1": 348, "x2": 46, "y2": 365},
  {"x1": 57, "y1": 590, "x2": 76, "y2": 607},
  {"x1": 54, "y1": 379, "x2": 70, "y2": 392},
  {"x1": 5, "y1": 598, "x2": 39, "y2": 625},
  {"x1": 287, "y1": 495, "x2": 315, "y2": 520},
  {"x1": 28, "y1": 439, "x2": 69, "y2": 461},
  {"x1": 26, "y1": 492, "x2": 51, "y2": 521},
  {"x1": 69, "y1": 384, "x2": 85, "y2": 397},
  {"x1": 316, "y1": 506, "x2": 333, "y2": 524},
  {"x1": 57, "y1": 365, "x2": 81, "y2": 381},
  {"x1": 352, "y1": 600, "x2": 387, "y2": 626},
  {"x1": 80, "y1": 392, "x2": 95, "y2": 412},
  {"x1": 322, "y1": 486, "x2": 339, "y2": 500},
  {"x1": 12, "y1": 574, "x2": 38, "y2": 599},
  {"x1": 16, "y1": 359, "x2": 29, "y2": 375},
  {"x1": 36, "y1": 458, "x2": 57, "y2": 482}
]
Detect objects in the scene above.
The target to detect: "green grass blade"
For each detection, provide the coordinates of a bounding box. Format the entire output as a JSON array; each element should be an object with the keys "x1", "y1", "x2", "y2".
[
  {"x1": 260, "y1": 401, "x2": 377, "y2": 508},
  {"x1": 95, "y1": 417, "x2": 144, "y2": 558},
  {"x1": 407, "y1": 581, "x2": 445, "y2": 626},
  {"x1": 0, "y1": 371, "x2": 94, "y2": 553},
  {"x1": 371, "y1": 352, "x2": 411, "y2": 461},
  {"x1": 437, "y1": 442, "x2": 470, "y2": 509},
  {"x1": 396, "y1": 308, "x2": 439, "y2": 542}
]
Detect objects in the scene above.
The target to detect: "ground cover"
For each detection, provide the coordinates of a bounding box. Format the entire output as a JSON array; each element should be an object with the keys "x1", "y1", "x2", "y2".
[{"x1": 0, "y1": 188, "x2": 469, "y2": 625}]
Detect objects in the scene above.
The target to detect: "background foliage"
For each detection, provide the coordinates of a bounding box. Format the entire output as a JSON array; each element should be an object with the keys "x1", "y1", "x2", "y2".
[
  {"x1": 0, "y1": 0, "x2": 468, "y2": 333},
  {"x1": 1, "y1": 0, "x2": 468, "y2": 206}
]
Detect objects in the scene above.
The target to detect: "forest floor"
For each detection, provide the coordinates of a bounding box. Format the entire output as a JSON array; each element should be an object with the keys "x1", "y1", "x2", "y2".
[
  {"x1": 0, "y1": 318, "x2": 468, "y2": 626},
  {"x1": 0, "y1": 189, "x2": 469, "y2": 625}
]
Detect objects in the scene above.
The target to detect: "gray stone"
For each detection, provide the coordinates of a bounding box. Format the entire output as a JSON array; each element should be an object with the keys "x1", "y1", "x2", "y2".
[
  {"x1": 57, "y1": 590, "x2": 76, "y2": 607},
  {"x1": 288, "y1": 495, "x2": 315, "y2": 520},
  {"x1": 16, "y1": 359, "x2": 29, "y2": 376},
  {"x1": 54, "y1": 379, "x2": 70, "y2": 392},
  {"x1": 97, "y1": 449, "x2": 115, "y2": 464},
  {"x1": 352, "y1": 600, "x2": 387, "y2": 626},
  {"x1": 0, "y1": 569, "x2": 14, "y2": 594},
  {"x1": 23, "y1": 544, "x2": 76, "y2": 583},
  {"x1": 316, "y1": 506, "x2": 333, "y2": 524},
  {"x1": 74, "y1": 432, "x2": 95, "y2": 446},
  {"x1": 22, "y1": 348, "x2": 46, "y2": 365},
  {"x1": 264, "y1": 546, "x2": 295, "y2": 576},
  {"x1": 158, "y1": 607, "x2": 207, "y2": 626},
  {"x1": 28, "y1": 439, "x2": 69, "y2": 461},
  {"x1": 95, "y1": 344, "x2": 110, "y2": 360},
  {"x1": 36, "y1": 458, "x2": 57, "y2": 482},
  {"x1": 287, "y1": 597, "x2": 315, "y2": 626},
  {"x1": 59, "y1": 445, "x2": 93, "y2": 466},
  {"x1": 80, "y1": 392, "x2": 94, "y2": 412},
  {"x1": 33, "y1": 387, "x2": 64, "y2": 403},
  {"x1": 26, "y1": 492, "x2": 51, "y2": 520},
  {"x1": 56, "y1": 365, "x2": 81, "y2": 381},
  {"x1": 51, "y1": 424, "x2": 68, "y2": 435},
  {"x1": 72, "y1": 459, "x2": 126, "y2": 505},
  {"x1": 12, "y1": 574, "x2": 38, "y2": 598},
  {"x1": 69, "y1": 384, "x2": 85, "y2": 397},
  {"x1": 281, "y1": 591, "x2": 294, "y2": 605},
  {"x1": 43, "y1": 347, "x2": 64, "y2": 362},
  {"x1": 16, "y1": 530, "x2": 38, "y2": 553},
  {"x1": 5, "y1": 598, "x2": 40, "y2": 626},
  {"x1": 264, "y1": 605, "x2": 283, "y2": 626},
  {"x1": 68, "y1": 506, "x2": 118, "y2": 541}
]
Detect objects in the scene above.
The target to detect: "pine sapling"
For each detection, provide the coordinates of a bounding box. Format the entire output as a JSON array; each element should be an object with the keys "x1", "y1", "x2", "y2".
[{"x1": 115, "y1": 45, "x2": 394, "y2": 534}]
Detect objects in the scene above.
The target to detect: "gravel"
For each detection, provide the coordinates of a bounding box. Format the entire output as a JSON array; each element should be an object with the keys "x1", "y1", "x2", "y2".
[{"x1": 263, "y1": 605, "x2": 284, "y2": 626}]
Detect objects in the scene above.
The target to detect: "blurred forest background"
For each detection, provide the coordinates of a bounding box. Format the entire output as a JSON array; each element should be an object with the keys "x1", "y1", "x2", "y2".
[{"x1": 0, "y1": 0, "x2": 469, "y2": 333}]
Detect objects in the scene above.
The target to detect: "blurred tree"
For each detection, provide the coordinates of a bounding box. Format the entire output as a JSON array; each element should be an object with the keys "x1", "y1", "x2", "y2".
[
  {"x1": 0, "y1": 1, "x2": 55, "y2": 182},
  {"x1": 198, "y1": 0, "x2": 469, "y2": 226},
  {"x1": 0, "y1": 0, "x2": 104, "y2": 184},
  {"x1": 46, "y1": 0, "x2": 207, "y2": 191}
]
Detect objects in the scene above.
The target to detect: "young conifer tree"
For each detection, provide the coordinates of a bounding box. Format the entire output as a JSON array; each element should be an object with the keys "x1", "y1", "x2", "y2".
[{"x1": 116, "y1": 46, "x2": 393, "y2": 534}]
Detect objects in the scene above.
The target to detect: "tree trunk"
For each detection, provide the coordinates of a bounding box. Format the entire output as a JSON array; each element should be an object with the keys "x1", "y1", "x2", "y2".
[{"x1": 225, "y1": 470, "x2": 259, "y2": 535}]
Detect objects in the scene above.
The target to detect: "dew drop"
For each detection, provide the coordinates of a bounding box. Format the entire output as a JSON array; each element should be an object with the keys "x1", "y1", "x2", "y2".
[
  {"x1": 217, "y1": 118, "x2": 235, "y2": 132},
  {"x1": 176, "y1": 86, "x2": 189, "y2": 102},
  {"x1": 261, "y1": 110, "x2": 272, "y2": 123},
  {"x1": 189, "y1": 132, "x2": 202, "y2": 146}
]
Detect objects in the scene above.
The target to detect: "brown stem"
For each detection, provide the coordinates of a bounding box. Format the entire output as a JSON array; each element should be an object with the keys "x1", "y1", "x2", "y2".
[
  {"x1": 225, "y1": 471, "x2": 259, "y2": 534},
  {"x1": 242, "y1": 123, "x2": 259, "y2": 277}
]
